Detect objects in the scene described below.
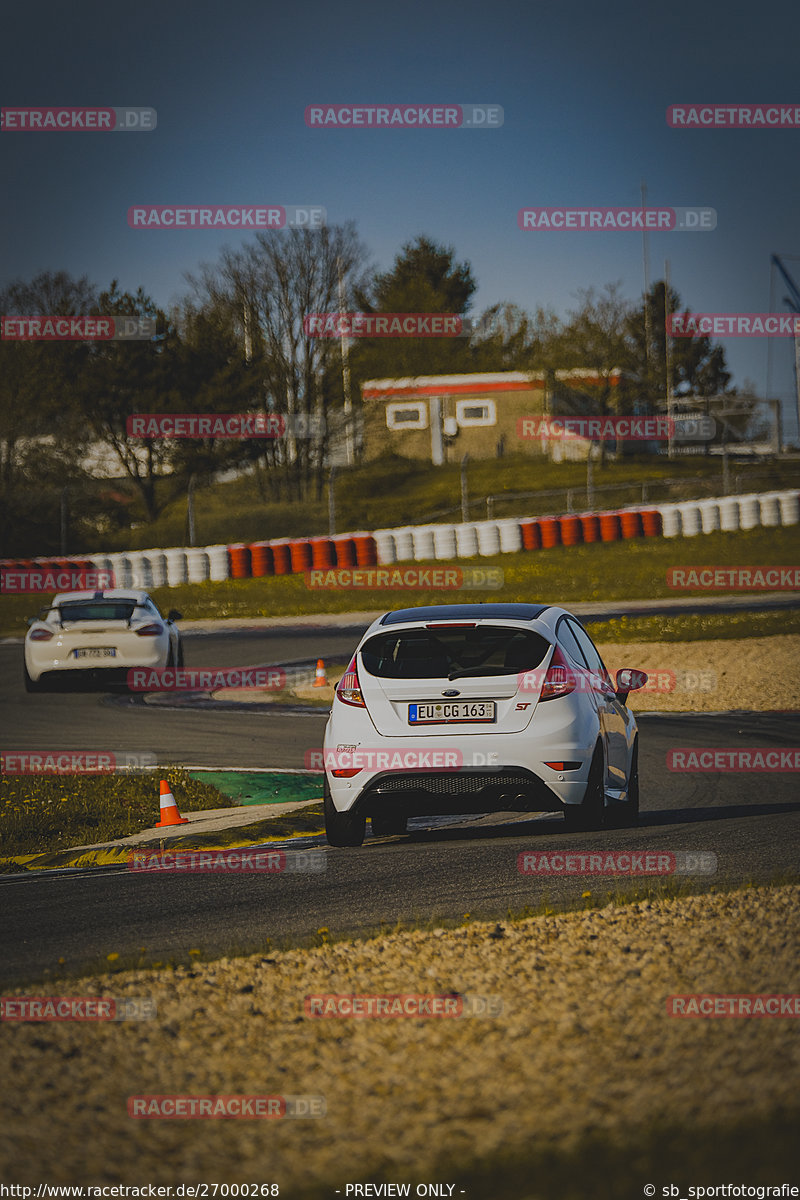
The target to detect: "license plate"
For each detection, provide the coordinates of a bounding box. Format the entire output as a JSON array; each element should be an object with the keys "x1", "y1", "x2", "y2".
[
  {"x1": 73, "y1": 647, "x2": 116, "y2": 659},
  {"x1": 409, "y1": 701, "x2": 496, "y2": 724}
]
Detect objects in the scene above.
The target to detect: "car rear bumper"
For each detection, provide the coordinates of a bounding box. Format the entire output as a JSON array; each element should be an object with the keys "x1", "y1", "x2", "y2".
[{"x1": 329, "y1": 767, "x2": 589, "y2": 816}]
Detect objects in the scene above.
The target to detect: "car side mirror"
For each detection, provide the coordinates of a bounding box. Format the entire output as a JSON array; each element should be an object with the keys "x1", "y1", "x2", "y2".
[
  {"x1": 167, "y1": 609, "x2": 182, "y2": 622},
  {"x1": 615, "y1": 668, "x2": 648, "y2": 703}
]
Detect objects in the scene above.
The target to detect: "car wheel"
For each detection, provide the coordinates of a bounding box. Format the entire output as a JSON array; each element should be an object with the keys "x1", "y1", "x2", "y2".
[
  {"x1": 324, "y1": 777, "x2": 366, "y2": 847},
  {"x1": 563, "y1": 744, "x2": 605, "y2": 832},
  {"x1": 176, "y1": 637, "x2": 184, "y2": 668},
  {"x1": 371, "y1": 813, "x2": 408, "y2": 837},
  {"x1": 23, "y1": 659, "x2": 43, "y2": 693}
]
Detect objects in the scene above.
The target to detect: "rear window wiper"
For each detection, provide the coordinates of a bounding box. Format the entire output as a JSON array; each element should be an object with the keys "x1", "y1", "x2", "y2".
[{"x1": 447, "y1": 666, "x2": 511, "y2": 680}]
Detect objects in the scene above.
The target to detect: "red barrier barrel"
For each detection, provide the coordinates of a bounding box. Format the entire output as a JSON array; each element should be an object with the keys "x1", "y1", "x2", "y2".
[
  {"x1": 332, "y1": 536, "x2": 357, "y2": 567},
  {"x1": 559, "y1": 515, "x2": 582, "y2": 546},
  {"x1": 310, "y1": 537, "x2": 336, "y2": 568},
  {"x1": 640, "y1": 509, "x2": 663, "y2": 537},
  {"x1": 289, "y1": 539, "x2": 313, "y2": 573},
  {"x1": 520, "y1": 520, "x2": 541, "y2": 550},
  {"x1": 598, "y1": 512, "x2": 621, "y2": 542},
  {"x1": 353, "y1": 535, "x2": 378, "y2": 566},
  {"x1": 620, "y1": 510, "x2": 643, "y2": 539},
  {"x1": 228, "y1": 543, "x2": 252, "y2": 578},
  {"x1": 270, "y1": 539, "x2": 292, "y2": 575},
  {"x1": 249, "y1": 541, "x2": 274, "y2": 577},
  {"x1": 539, "y1": 518, "x2": 561, "y2": 549},
  {"x1": 579, "y1": 514, "x2": 601, "y2": 543}
]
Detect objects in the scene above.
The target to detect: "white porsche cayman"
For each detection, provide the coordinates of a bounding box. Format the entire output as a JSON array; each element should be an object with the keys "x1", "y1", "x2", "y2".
[
  {"x1": 23, "y1": 589, "x2": 183, "y2": 691},
  {"x1": 323, "y1": 602, "x2": 647, "y2": 846}
]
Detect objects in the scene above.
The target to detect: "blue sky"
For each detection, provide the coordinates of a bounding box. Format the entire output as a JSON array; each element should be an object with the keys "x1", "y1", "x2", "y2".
[{"x1": 2, "y1": 0, "x2": 799, "y2": 432}]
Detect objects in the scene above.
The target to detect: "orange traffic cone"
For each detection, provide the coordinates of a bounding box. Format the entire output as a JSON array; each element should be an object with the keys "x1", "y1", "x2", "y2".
[
  {"x1": 155, "y1": 779, "x2": 189, "y2": 826},
  {"x1": 313, "y1": 658, "x2": 328, "y2": 687}
]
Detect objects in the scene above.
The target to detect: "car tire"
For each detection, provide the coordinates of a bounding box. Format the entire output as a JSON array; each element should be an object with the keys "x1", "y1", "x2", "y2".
[
  {"x1": 176, "y1": 637, "x2": 184, "y2": 668},
  {"x1": 324, "y1": 777, "x2": 366, "y2": 847},
  {"x1": 563, "y1": 744, "x2": 605, "y2": 832},
  {"x1": 165, "y1": 645, "x2": 174, "y2": 668},
  {"x1": 23, "y1": 659, "x2": 43, "y2": 693},
  {"x1": 371, "y1": 813, "x2": 408, "y2": 837}
]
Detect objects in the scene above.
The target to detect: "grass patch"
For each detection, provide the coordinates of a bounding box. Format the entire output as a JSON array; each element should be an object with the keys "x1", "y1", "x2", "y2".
[
  {"x1": 0, "y1": 768, "x2": 226, "y2": 856},
  {"x1": 2, "y1": 525, "x2": 797, "y2": 638},
  {"x1": 585, "y1": 607, "x2": 800, "y2": 642},
  {"x1": 88, "y1": 452, "x2": 800, "y2": 553}
]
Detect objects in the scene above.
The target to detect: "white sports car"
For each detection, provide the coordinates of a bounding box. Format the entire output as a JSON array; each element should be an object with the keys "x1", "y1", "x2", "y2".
[
  {"x1": 24, "y1": 589, "x2": 183, "y2": 692},
  {"x1": 323, "y1": 602, "x2": 647, "y2": 846}
]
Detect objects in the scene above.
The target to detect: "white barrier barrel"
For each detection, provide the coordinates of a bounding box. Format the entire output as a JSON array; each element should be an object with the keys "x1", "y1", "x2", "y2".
[
  {"x1": 411, "y1": 526, "x2": 436, "y2": 561},
  {"x1": 475, "y1": 521, "x2": 502, "y2": 556},
  {"x1": 205, "y1": 544, "x2": 231, "y2": 581},
  {"x1": 186, "y1": 547, "x2": 210, "y2": 583},
  {"x1": 758, "y1": 493, "x2": 782, "y2": 527},
  {"x1": 164, "y1": 548, "x2": 188, "y2": 586},
  {"x1": 432, "y1": 524, "x2": 458, "y2": 560},
  {"x1": 391, "y1": 527, "x2": 415, "y2": 562},
  {"x1": 497, "y1": 518, "x2": 523, "y2": 553},
  {"x1": 90, "y1": 554, "x2": 114, "y2": 576},
  {"x1": 737, "y1": 494, "x2": 761, "y2": 530},
  {"x1": 778, "y1": 491, "x2": 800, "y2": 526},
  {"x1": 676, "y1": 503, "x2": 701, "y2": 537},
  {"x1": 127, "y1": 550, "x2": 152, "y2": 589},
  {"x1": 455, "y1": 524, "x2": 479, "y2": 557},
  {"x1": 658, "y1": 505, "x2": 682, "y2": 538},
  {"x1": 107, "y1": 553, "x2": 132, "y2": 588},
  {"x1": 372, "y1": 529, "x2": 398, "y2": 565},
  {"x1": 718, "y1": 498, "x2": 740, "y2": 532},
  {"x1": 143, "y1": 549, "x2": 168, "y2": 588},
  {"x1": 697, "y1": 500, "x2": 721, "y2": 534}
]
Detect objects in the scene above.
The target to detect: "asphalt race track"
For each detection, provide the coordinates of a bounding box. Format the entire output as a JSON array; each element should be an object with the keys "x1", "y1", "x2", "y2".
[{"x1": 1, "y1": 625, "x2": 799, "y2": 984}]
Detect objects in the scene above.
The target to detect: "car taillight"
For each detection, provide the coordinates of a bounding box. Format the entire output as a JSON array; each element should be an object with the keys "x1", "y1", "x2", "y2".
[
  {"x1": 331, "y1": 768, "x2": 362, "y2": 778},
  {"x1": 29, "y1": 629, "x2": 54, "y2": 641},
  {"x1": 336, "y1": 656, "x2": 365, "y2": 707},
  {"x1": 135, "y1": 623, "x2": 164, "y2": 637},
  {"x1": 539, "y1": 646, "x2": 577, "y2": 701}
]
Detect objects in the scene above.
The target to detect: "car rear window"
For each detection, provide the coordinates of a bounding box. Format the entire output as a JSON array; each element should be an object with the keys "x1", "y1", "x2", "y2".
[
  {"x1": 57, "y1": 602, "x2": 138, "y2": 622},
  {"x1": 360, "y1": 625, "x2": 551, "y2": 680}
]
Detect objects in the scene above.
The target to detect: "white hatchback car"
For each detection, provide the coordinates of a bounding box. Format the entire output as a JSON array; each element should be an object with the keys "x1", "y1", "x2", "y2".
[
  {"x1": 24, "y1": 589, "x2": 183, "y2": 692},
  {"x1": 323, "y1": 602, "x2": 647, "y2": 846}
]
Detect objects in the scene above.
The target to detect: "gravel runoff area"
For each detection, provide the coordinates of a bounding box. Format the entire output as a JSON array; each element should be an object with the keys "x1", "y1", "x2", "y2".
[{"x1": 1, "y1": 885, "x2": 798, "y2": 1192}]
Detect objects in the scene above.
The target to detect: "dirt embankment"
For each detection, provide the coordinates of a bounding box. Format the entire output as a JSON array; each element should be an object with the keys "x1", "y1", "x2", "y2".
[{"x1": 1, "y1": 885, "x2": 798, "y2": 1189}]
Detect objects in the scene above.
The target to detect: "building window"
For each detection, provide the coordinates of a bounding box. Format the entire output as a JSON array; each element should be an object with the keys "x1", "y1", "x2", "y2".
[
  {"x1": 387, "y1": 401, "x2": 428, "y2": 430},
  {"x1": 456, "y1": 399, "x2": 496, "y2": 427}
]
